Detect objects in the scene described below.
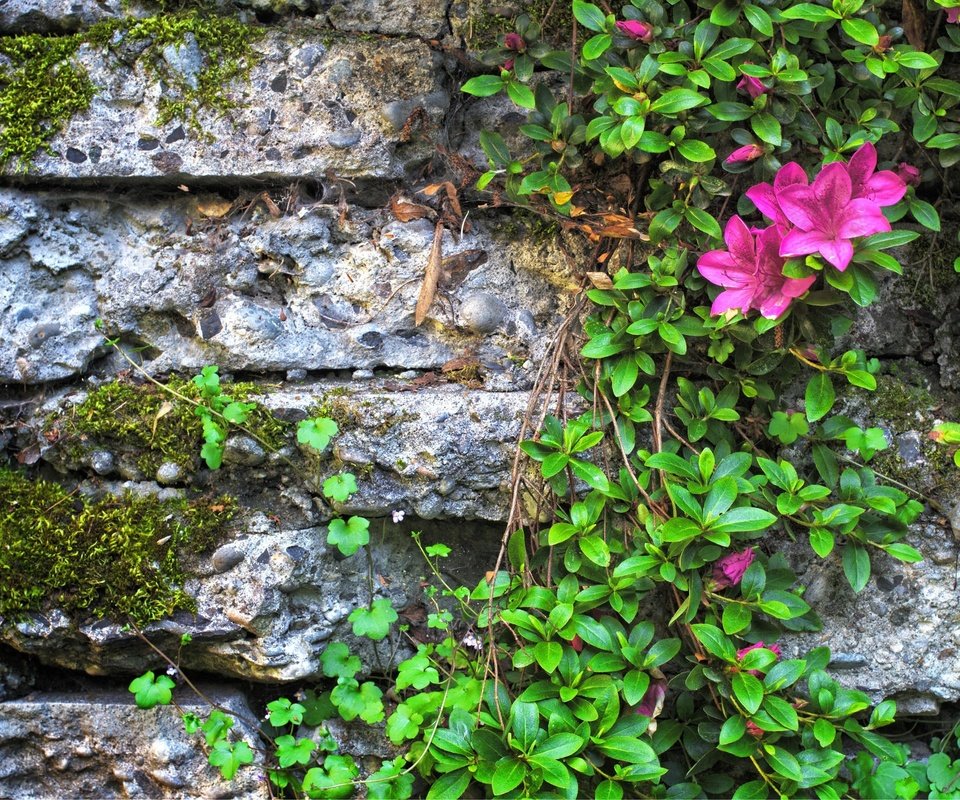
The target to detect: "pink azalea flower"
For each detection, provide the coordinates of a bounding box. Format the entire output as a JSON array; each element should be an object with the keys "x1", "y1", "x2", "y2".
[
  {"x1": 778, "y1": 162, "x2": 892, "y2": 271},
  {"x1": 745, "y1": 162, "x2": 808, "y2": 230},
  {"x1": 746, "y1": 720, "x2": 764, "y2": 738},
  {"x1": 710, "y1": 547, "x2": 756, "y2": 589},
  {"x1": 736, "y1": 641, "x2": 782, "y2": 676},
  {"x1": 635, "y1": 675, "x2": 667, "y2": 718},
  {"x1": 616, "y1": 19, "x2": 654, "y2": 42},
  {"x1": 737, "y1": 74, "x2": 768, "y2": 100},
  {"x1": 697, "y1": 218, "x2": 817, "y2": 319},
  {"x1": 897, "y1": 162, "x2": 921, "y2": 187},
  {"x1": 503, "y1": 58, "x2": 514, "y2": 71},
  {"x1": 504, "y1": 33, "x2": 526, "y2": 51},
  {"x1": 947, "y1": 6, "x2": 960, "y2": 22},
  {"x1": 725, "y1": 144, "x2": 764, "y2": 165},
  {"x1": 843, "y1": 142, "x2": 907, "y2": 207}
]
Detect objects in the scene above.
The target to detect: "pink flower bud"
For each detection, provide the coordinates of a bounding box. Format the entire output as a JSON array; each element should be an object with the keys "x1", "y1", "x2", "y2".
[
  {"x1": 725, "y1": 144, "x2": 765, "y2": 165},
  {"x1": 737, "y1": 74, "x2": 768, "y2": 100},
  {"x1": 746, "y1": 720, "x2": 764, "y2": 738},
  {"x1": 896, "y1": 162, "x2": 921, "y2": 187},
  {"x1": 947, "y1": 6, "x2": 960, "y2": 23},
  {"x1": 615, "y1": 19, "x2": 654, "y2": 42},
  {"x1": 503, "y1": 59, "x2": 514, "y2": 71},
  {"x1": 736, "y1": 641, "x2": 782, "y2": 676},
  {"x1": 504, "y1": 33, "x2": 526, "y2": 51},
  {"x1": 712, "y1": 548, "x2": 755, "y2": 589}
]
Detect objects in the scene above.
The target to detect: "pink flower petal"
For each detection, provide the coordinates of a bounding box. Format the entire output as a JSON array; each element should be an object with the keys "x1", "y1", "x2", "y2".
[
  {"x1": 723, "y1": 216, "x2": 755, "y2": 266},
  {"x1": 781, "y1": 274, "x2": 817, "y2": 298},
  {"x1": 745, "y1": 183, "x2": 780, "y2": 220},
  {"x1": 845, "y1": 142, "x2": 877, "y2": 191},
  {"x1": 778, "y1": 186, "x2": 821, "y2": 232},
  {"x1": 711, "y1": 287, "x2": 756, "y2": 315},
  {"x1": 862, "y1": 171, "x2": 907, "y2": 206},
  {"x1": 810, "y1": 162, "x2": 853, "y2": 217},
  {"x1": 837, "y1": 199, "x2": 891, "y2": 238},
  {"x1": 780, "y1": 228, "x2": 830, "y2": 258},
  {"x1": 773, "y1": 162, "x2": 809, "y2": 193},
  {"x1": 818, "y1": 238, "x2": 855, "y2": 271},
  {"x1": 697, "y1": 251, "x2": 745, "y2": 288}
]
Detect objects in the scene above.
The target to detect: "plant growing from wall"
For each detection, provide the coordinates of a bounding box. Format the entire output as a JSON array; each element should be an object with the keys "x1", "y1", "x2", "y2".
[{"x1": 121, "y1": 0, "x2": 960, "y2": 796}]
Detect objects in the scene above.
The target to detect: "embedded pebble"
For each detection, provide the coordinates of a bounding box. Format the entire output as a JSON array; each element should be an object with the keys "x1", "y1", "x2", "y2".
[
  {"x1": 328, "y1": 128, "x2": 361, "y2": 149},
  {"x1": 222, "y1": 435, "x2": 266, "y2": 467},
  {"x1": 458, "y1": 292, "x2": 509, "y2": 335},
  {"x1": 161, "y1": 32, "x2": 203, "y2": 91},
  {"x1": 88, "y1": 451, "x2": 115, "y2": 476},
  {"x1": 27, "y1": 323, "x2": 61, "y2": 348},
  {"x1": 155, "y1": 462, "x2": 185, "y2": 485},
  {"x1": 211, "y1": 544, "x2": 245, "y2": 573},
  {"x1": 352, "y1": 369, "x2": 374, "y2": 379}
]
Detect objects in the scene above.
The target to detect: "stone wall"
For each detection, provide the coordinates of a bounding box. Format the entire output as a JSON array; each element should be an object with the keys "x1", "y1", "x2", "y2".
[{"x1": 1, "y1": 1, "x2": 960, "y2": 797}]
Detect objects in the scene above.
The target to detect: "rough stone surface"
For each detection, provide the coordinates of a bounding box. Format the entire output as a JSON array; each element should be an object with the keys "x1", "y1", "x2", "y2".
[
  {"x1": 0, "y1": 190, "x2": 573, "y2": 384},
  {"x1": 0, "y1": 0, "x2": 451, "y2": 38},
  {"x1": 1, "y1": 515, "x2": 501, "y2": 681},
  {"x1": 0, "y1": 686, "x2": 267, "y2": 798},
  {"x1": 11, "y1": 30, "x2": 447, "y2": 182}
]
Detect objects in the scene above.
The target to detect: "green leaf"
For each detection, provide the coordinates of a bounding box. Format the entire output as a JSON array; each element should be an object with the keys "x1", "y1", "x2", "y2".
[
  {"x1": 650, "y1": 88, "x2": 710, "y2": 115},
  {"x1": 612, "y1": 356, "x2": 639, "y2": 397},
  {"x1": 691, "y1": 623, "x2": 736, "y2": 662},
  {"x1": 884, "y1": 542, "x2": 923, "y2": 562},
  {"x1": 722, "y1": 603, "x2": 752, "y2": 634},
  {"x1": 534, "y1": 640, "x2": 563, "y2": 673},
  {"x1": 298, "y1": 417, "x2": 339, "y2": 451},
  {"x1": 781, "y1": 3, "x2": 840, "y2": 21},
  {"x1": 573, "y1": 0, "x2": 607, "y2": 32},
  {"x1": 805, "y1": 373, "x2": 836, "y2": 422},
  {"x1": 267, "y1": 697, "x2": 307, "y2": 726},
  {"x1": 762, "y1": 696, "x2": 799, "y2": 730},
  {"x1": 536, "y1": 732, "x2": 585, "y2": 760},
  {"x1": 809, "y1": 528, "x2": 835, "y2": 558},
  {"x1": 711, "y1": 507, "x2": 777, "y2": 533},
  {"x1": 426, "y1": 769, "x2": 470, "y2": 800},
  {"x1": 677, "y1": 139, "x2": 716, "y2": 162},
  {"x1": 461, "y1": 74, "x2": 505, "y2": 97},
  {"x1": 570, "y1": 458, "x2": 611, "y2": 492},
  {"x1": 208, "y1": 741, "x2": 254, "y2": 781},
  {"x1": 323, "y1": 473, "x2": 358, "y2": 503},
  {"x1": 751, "y1": 112, "x2": 782, "y2": 146},
  {"x1": 320, "y1": 642, "x2": 362, "y2": 680},
  {"x1": 896, "y1": 49, "x2": 940, "y2": 69},
  {"x1": 732, "y1": 780, "x2": 769, "y2": 799},
  {"x1": 841, "y1": 18, "x2": 879, "y2": 45},
  {"x1": 765, "y1": 745, "x2": 803, "y2": 782},
  {"x1": 129, "y1": 671, "x2": 175, "y2": 709},
  {"x1": 479, "y1": 130, "x2": 510, "y2": 165},
  {"x1": 222, "y1": 401, "x2": 254, "y2": 424},
  {"x1": 813, "y1": 718, "x2": 836, "y2": 747},
  {"x1": 645, "y1": 452, "x2": 698, "y2": 480},
  {"x1": 685, "y1": 207, "x2": 722, "y2": 239},
  {"x1": 909, "y1": 198, "x2": 940, "y2": 231},
  {"x1": 595, "y1": 735, "x2": 658, "y2": 764},
  {"x1": 507, "y1": 81, "x2": 536, "y2": 109},
  {"x1": 583, "y1": 33, "x2": 613, "y2": 60},
  {"x1": 744, "y1": 4, "x2": 773, "y2": 35},
  {"x1": 732, "y1": 672, "x2": 764, "y2": 714},
  {"x1": 349, "y1": 597, "x2": 398, "y2": 641},
  {"x1": 275, "y1": 734, "x2": 318, "y2": 767},
  {"x1": 720, "y1": 715, "x2": 747, "y2": 745},
  {"x1": 842, "y1": 543, "x2": 871, "y2": 592},
  {"x1": 200, "y1": 440, "x2": 224, "y2": 470},
  {"x1": 327, "y1": 516, "x2": 370, "y2": 557},
  {"x1": 492, "y1": 757, "x2": 527, "y2": 795}
]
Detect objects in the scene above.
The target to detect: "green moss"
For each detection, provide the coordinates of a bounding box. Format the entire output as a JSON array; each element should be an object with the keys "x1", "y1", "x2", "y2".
[
  {"x1": 0, "y1": 8, "x2": 260, "y2": 169},
  {"x1": 467, "y1": 0, "x2": 573, "y2": 49},
  {"x1": 54, "y1": 375, "x2": 289, "y2": 475},
  {"x1": 309, "y1": 390, "x2": 365, "y2": 433},
  {"x1": 88, "y1": 9, "x2": 262, "y2": 133},
  {"x1": 0, "y1": 32, "x2": 95, "y2": 170},
  {"x1": 0, "y1": 468, "x2": 236, "y2": 624}
]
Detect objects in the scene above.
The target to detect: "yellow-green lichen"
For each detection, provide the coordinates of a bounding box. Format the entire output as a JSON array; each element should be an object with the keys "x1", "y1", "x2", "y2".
[
  {"x1": 0, "y1": 468, "x2": 236, "y2": 624},
  {"x1": 0, "y1": 8, "x2": 261, "y2": 169},
  {"x1": 53, "y1": 375, "x2": 289, "y2": 475}
]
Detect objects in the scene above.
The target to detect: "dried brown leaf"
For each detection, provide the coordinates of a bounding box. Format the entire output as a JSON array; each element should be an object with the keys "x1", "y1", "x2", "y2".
[
  {"x1": 586, "y1": 271, "x2": 614, "y2": 289},
  {"x1": 902, "y1": 0, "x2": 926, "y2": 49},
  {"x1": 414, "y1": 221, "x2": 444, "y2": 326},
  {"x1": 389, "y1": 193, "x2": 435, "y2": 222}
]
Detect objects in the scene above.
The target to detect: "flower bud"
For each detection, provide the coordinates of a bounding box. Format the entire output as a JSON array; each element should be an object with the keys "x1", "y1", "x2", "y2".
[
  {"x1": 896, "y1": 162, "x2": 921, "y2": 187},
  {"x1": 615, "y1": 19, "x2": 654, "y2": 42},
  {"x1": 737, "y1": 74, "x2": 768, "y2": 100},
  {"x1": 504, "y1": 33, "x2": 526, "y2": 51},
  {"x1": 725, "y1": 144, "x2": 765, "y2": 164}
]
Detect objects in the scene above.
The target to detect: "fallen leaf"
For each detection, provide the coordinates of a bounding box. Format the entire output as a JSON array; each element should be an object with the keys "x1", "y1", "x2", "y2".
[
  {"x1": 390, "y1": 193, "x2": 435, "y2": 222},
  {"x1": 414, "y1": 221, "x2": 444, "y2": 326},
  {"x1": 196, "y1": 196, "x2": 234, "y2": 218},
  {"x1": 902, "y1": 0, "x2": 926, "y2": 49},
  {"x1": 586, "y1": 271, "x2": 614, "y2": 289},
  {"x1": 151, "y1": 401, "x2": 174, "y2": 439}
]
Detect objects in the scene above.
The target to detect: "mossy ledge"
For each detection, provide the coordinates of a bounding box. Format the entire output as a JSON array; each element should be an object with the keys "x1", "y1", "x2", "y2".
[
  {"x1": 0, "y1": 8, "x2": 261, "y2": 169},
  {"x1": 0, "y1": 468, "x2": 236, "y2": 625},
  {"x1": 52, "y1": 374, "x2": 289, "y2": 476}
]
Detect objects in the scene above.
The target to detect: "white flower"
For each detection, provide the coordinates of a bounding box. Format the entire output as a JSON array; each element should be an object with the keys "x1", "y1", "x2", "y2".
[
  {"x1": 392, "y1": 509, "x2": 405, "y2": 524},
  {"x1": 165, "y1": 666, "x2": 179, "y2": 677}
]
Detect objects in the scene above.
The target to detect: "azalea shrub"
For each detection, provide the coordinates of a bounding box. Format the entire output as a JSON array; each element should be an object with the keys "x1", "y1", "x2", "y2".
[{"x1": 127, "y1": 2, "x2": 959, "y2": 799}]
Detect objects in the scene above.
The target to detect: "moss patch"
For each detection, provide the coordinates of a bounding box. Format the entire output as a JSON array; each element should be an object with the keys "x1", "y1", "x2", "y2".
[
  {"x1": 53, "y1": 375, "x2": 289, "y2": 475},
  {"x1": 0, "y1": 468, "x2": 236, "y2": 624},
  {"x1": 0, "y1": 8, "x2": 261, "y2": 169},
  {"x1": 467, "y1": 0, "x2": 574, "y2": 50}
]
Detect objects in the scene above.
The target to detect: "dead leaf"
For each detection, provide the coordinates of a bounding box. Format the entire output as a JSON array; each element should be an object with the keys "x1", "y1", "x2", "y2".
[
  {"x1": 552, "y1": 190, "x2": 575, "y2": 205},
  {"x1": 902, "y1": 0, "x2": 926, "y2": 49},
  {"x1": 389, "y1": 193, "x2": 435, "y2": 223},
  {"x1": 16, "y1": 444, "x2": 40, "y2": 465},
  {"x1": 196, "y1": 196, "x2": 234, "y2": 218},
  {"x1": 259, "y1": 193, "x2": 282, "y2": 218},
  {"x1": 421, "y1": 181, "x2": 463, "y2": 220},
  {"x1": 415, "y1": 220, "x2": 444, "y2": 326},
  {"x1": 586, "y1": 271, "x2": 614, "y2": 289},
  {"x1": 442, "y1": 356, "x2": 481, "y2": 373},
  {"x1": 151, "y1": 401, "x2": 174, "y2": 439},
  {"x1": 441, "y1": 249, "x2": 487, "y2": 287}
]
